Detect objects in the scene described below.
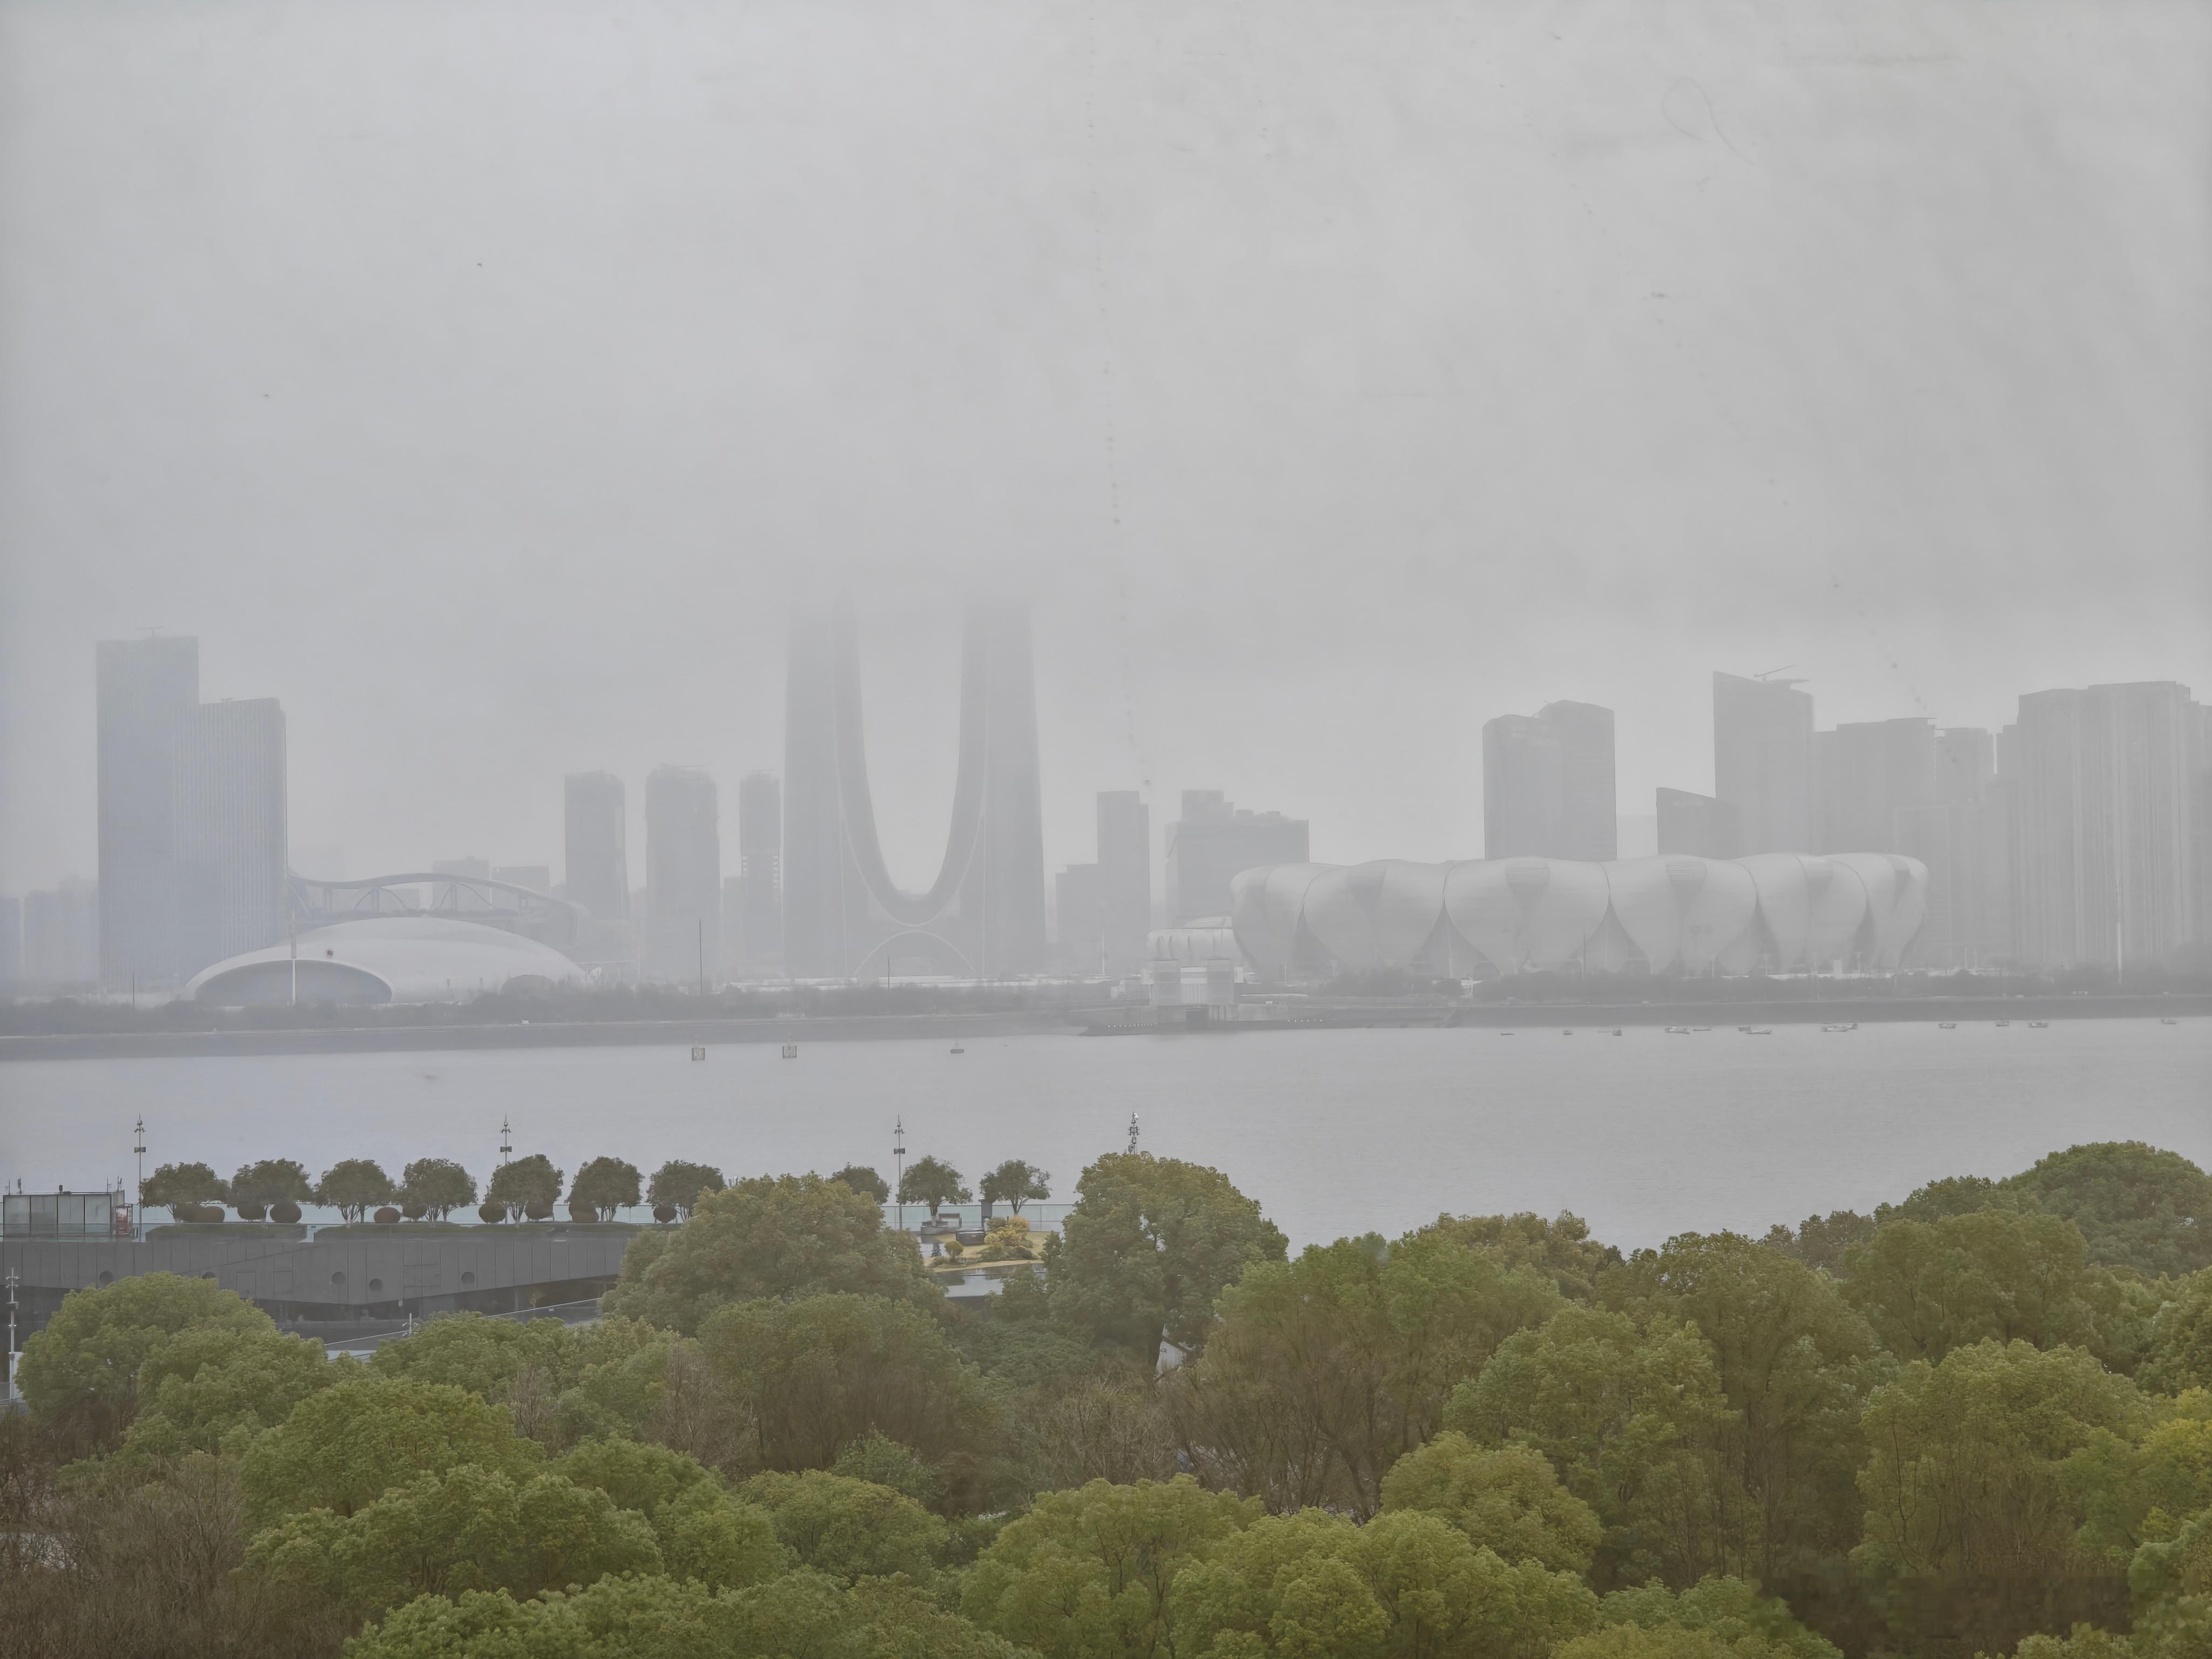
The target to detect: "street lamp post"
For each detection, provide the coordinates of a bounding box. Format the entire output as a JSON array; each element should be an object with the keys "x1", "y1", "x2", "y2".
[{"x1": 893, "y1": 1117, "x2": 906, "y2": 1233}]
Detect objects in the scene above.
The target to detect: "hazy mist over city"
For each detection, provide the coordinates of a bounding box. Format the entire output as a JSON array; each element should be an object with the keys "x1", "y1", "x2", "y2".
[{"x1": 3, "y1": 0, "x2": 2207, "y2": 895}]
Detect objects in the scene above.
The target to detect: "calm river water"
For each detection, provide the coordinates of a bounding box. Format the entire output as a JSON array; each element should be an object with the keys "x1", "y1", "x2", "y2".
[{"x1": 3, "y1": 1019, "x2": 2206, "y2": 1250}]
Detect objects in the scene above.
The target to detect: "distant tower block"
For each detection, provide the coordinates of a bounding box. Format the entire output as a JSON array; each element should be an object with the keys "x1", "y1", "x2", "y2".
[
  {"x1": 781, "y1": 598, "x2": 1047, "y2": 980},
  {"x1": 564, "y1": 772, "x2": 629, "y2": 921},
  {"x1": 736, "y1": 772, "x2": 783, "y2": 971}
]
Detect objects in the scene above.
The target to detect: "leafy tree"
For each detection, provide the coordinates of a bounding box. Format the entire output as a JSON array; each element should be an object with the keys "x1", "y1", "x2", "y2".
[
  {"x1": 1173, "y1": 1506, "x2": 1601, "y2": 1659},
  {"x1": 228, "y1": 1157, "x2": 313, "y2": 1209},
  {"x1": 140, "y1": 1160, "x2": 228, "y2": 1209},
  {"x1": 2141, "y1": 1272, "x2": 2212, "y2": 1394},
  {"x1": 570, "y1": 1155, "x2": 642, "y2": 1221},
  {"x1": 1877, "y1": 1173, "x2": 2013, "y2": 1228},
  {"x1": 239, "y1": 1374, "x2": 544, "y2": 1529},
  {"x1": 1557, "y1": 1626, "x2": 1810, "y2": 1659},
  {"x1": 1043, "y1": 1151, "x2": 1290, "y2": 1368},
  {"x1": 961, "y1": 1476, "x2": 1264, "y2": 1658},
  {"x1": 350, "y1": 1571, "x2": 1028, "y2": 1659},
  {"x1": 645, "y1": 1158, "x2": 724, "y2": 1217},
  {"x1": 485, "y1": 1153, "x2": 562, "y2": 1221},
  {"x1": 980, "y1": 1158, "x2": 1051, "y2": 1215},
  {"x1": 738, "y1": 1468, "x2": 948, "y2": 1582},
  {"x1": 700, "y1": 1292, "x2": 996, "y2": 1505},
  {"x1": 15, "y1": 1271, "x2": 271, "y2": 1431},
  {"x1": 370, "y1": 1309, "x2": 584, "y2": 1407},
  {"x1": 1445, "y1": 1304, "x2": 1751, "y2": 1590},
  {"x1": 1171, "y1": 1230, "x2": 1562, "y2": 1513},
  {"x1": 244, "y1": 1465, "x2": 663, "y2": 1622},
  {"x1": 979, "y1": 1214, "x2": 1039, "y2": 1260},
  {"x1": 1758, "y1": 1211, "x2": 1876, "y2": 1275},
  {"x1": 1854, "y1": 1340, "x2": 2147, "y2": 1590},
  {"x1": 827, "y1": 1163, "x2": 889, "y2": 1204},
  {"x1": 556, "y1": 1437, "x2": 716, "y2": 1515},
  {"x1": 397, "y1": 1157, "x2": 476, "y2": 1220},
  {"x1": 315, "y1": 1157, "x2": 395, "y2": 1223},
  {"x1": 898, "y1": 1153, "x2": 972, "y2": 1218},
  {"x1": 116, "y1": 1323, "x2": 336, "y2": 1466},
  {"x1": 1595, "y1": 1576, "x2": 1840, "y2": 1659},
  {"x1": 602, "y1": 1172, "x2": 938, "y2": 1334},
  {"x1": 557, "y1": 1431, "x2": 790, "y2": 1588},
  {"x1": 1841, "y1": 1210, "x2": 2103, "y2": 1363},
  {"x1": 2066, "y1": 1391, "x2": 2212, "y2": 1566},
  {"x1": 1424, "y1": 1210, "x2": 1621, "y2": 1300},
  {"x1": 1602, "y1": 1232, "x2": 1885, "y2": 1582},
  {"x1": 1381, "y1": 1432, "x2": 1604, "y2": 1574},
  {"x1": 2005, "y1": 1141, "x2": 2212, "y2": 1278},
  {"x1": 831, "y1": 1429, "x2": 948, "y2": 1506}
]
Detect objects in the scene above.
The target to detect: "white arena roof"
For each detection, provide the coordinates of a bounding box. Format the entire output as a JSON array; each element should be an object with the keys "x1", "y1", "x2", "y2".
[{"x1": 184, "y1": 916, "x2": 590, "y2": 1006}]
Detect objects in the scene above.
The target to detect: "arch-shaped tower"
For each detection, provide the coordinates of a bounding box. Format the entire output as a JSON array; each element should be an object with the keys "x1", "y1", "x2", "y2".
[{"x1": 781, "y1": 598, "x2": 1047, "y2": 979}]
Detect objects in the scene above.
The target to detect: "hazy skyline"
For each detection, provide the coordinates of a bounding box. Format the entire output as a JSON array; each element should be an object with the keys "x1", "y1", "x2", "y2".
[{"x1": 3, "y1": 0, "x2": 2206, "y2": 898}]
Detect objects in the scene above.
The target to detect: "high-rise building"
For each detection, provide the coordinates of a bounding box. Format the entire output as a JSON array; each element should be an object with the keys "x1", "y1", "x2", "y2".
[
  {"x1": 1655, "y1": 788, "x2": 1742, "y2": 859},
  {"x1": 1896, "y1": 726, "x2": 2008, "y2": 969},
  {"x1": 734, "y1": 772, "x2": 781, "y2": 973},
  {"x1": 172, "y1": 698, "x2": 288, "y2": 979},
  {"x1": 1482, "y1": 700, "x2": 1616, "y2": 860},
  {"x1": 644, "y1": 765, "x2": 721, "y2": 984},
  {"x1": 97, "y1": 636, "x2": 199, "y2": 986},
  {"x1": 1054, "y1": 862, "x2": 1104, "y2": 974},
  {"x1": 1813, "y1": 717, "x2": 1935, "y2": 854},
  {"x1": 563, "y1": 773, "x2": 629, "y2": 921},
  {"x1": 2007, "y1": 682, "x2": 2204, "y2": 968},
  {"x1": 1714, "y1": 671, "x2": 1813, "y2": 854},
  {"x1": 24, "y1": 880, "x2": 99, "y2": 984},
  {"x1": 1097, "y1": 791, "x2": 1151, "y2": 973},
  {"x1": 783, "y1": 598, "x2": 1046, "y2": 979},
  {"x1": 1166, "y1": 792, "x2": 1308, "y2": 922},
  {"x1": 0, "y1": 895, "x2": 19, "y2": 984}
]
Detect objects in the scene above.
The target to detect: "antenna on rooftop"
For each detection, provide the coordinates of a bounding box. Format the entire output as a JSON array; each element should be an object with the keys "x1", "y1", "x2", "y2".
[{"x1": 1127, "y1": 1112, "x2": 1141, "y2": 1156}]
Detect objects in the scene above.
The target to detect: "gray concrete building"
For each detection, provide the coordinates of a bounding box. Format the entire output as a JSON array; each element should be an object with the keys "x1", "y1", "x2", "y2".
[
  {"x1": 1097, "y1": 790, "x2": 1151, "y2": 973},
  {"x1": 734, "y1": 771, "x2": 781, "y2": 973},
  {"x1": 1166, "y1": 792, "x2": 1308, "y2": 922},
  {"x1": 173, "y1": 697, "x2": 289, "y2": 979},
  {"x1": 1482, "y1": 700, "x2": 1616, "y2": 861},
  {"x1": 97, "y1": 635, "x2": 200, "y2": 986},
  {"x1": 1714, "y1": 671, "x2": 1814, "y2": 855},
  {"x1": 563, "y1": 772, "x2": 630, "y2": 922},
  {"x1": 1655, "y1": 787, "x2": 1741, "y2": 859},
  {"x1": 644, "y1": 765, "x2": 721, "y2": 985}
]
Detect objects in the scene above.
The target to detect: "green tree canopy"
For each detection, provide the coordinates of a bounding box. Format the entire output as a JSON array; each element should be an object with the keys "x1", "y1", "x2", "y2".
[
  {"x1": 1445, "y1": 1304, "x2": 1750, "y2": 1590},
  {"x1": 1043, "y1": 1151, "x2": 1289, "y2": 1367},
  {"x1": 737, "y1": 1468, "x2": 948, "y2": 1582},
  {"x1": 830, "y1": 1429, "x2": 947, "y2": 1507},
  {"x1": 961, "y1": 1476, "x2": 1263, "y2": 1659},
  {"x1": 1172, "y1": 1506, "x2": 1600, "y2": 1659},
  {"x1": 602, "y1": 1172, "x2": 938, "y2": 1334},
  {"x1": 570, "y1": 1155, "x2": 643, "y2": 1220},
  {"x1": 244, "y1": 1465, "x2": 664, "y2": 1622},
  {"x1": 140, "y1": 1160, "x2": 228, "y2": 1209},
  {"x1": 315, "y1": 1157, "x2": 395, "y2": 1223},
  {"x1": 2142, "y1": 1272, "x2": 2212, "y2": 1394},
  {"x1": 1381, "y1": 1432, "x2": 1604, "y2": 1574},
  {"x1": 1602, "y1": 1232, "x2": 1884, "y2": 1582},
  {"x1": 827, "y1": 1163, "x2": 889, "y2": 1203},
  {"x1": 1758, "y1": 1211, "x2": 1876, "y2": 1274},
  {"x1": 646, "y1": 1158, "x2": 724, "y2": 1216},
  {"x1": 980, "y1": 1158, "x2": 1051, "y2": 1215},
  {"x1": 1171, "y1": 1230, "x2": 1562, "y2": 1513},
  {"x1": 897, "y1": 1153, "x2": 972, "y2": 1218},
  {"x1": 555, "y1": 1437, "x2": 716, "y2": 1516},
  {"x1": 116, "y1": 1323, "x2": 336, "y2": 1466},
  {"x1": 1423, "y1": 1210, "x2": 1620, "y2": 1300},
  {"x1": 227, "y1": 1157, "x2": 313, "y2": 1208},
  {"x1": 485, "y1": 1154, "x2": 563, "y2": 1220},
  {"x1": 1595, "y1": 1576, "x2": 1840, "y2": 1659},
  {"x1": 15, "y1": 1271, "x2": 270, "y2": 1431},
  {"x1": 2006, "y1": 1141, "x2": 2212, "y2": 1278},
  {"x1": 1840, "y1": 1209, "x2": 2103, "y2": 1363},
  {"x1": 1855, "y1": 1339, "x2": 2148, "y2": 1586},
  {"x1": 239, "y1": 1374, "x2": 545, "y2": 1529},
  {"x1": 700, "y1": 1292, "x2": 996, "y2": 1506},
  {"x1": 397, "y1": 1157, "x2": 476, "y2": 1220}
]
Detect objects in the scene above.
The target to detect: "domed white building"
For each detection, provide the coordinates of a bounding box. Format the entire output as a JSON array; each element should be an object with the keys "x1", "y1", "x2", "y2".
[
  {"x1": 1231, "y1": 853, "x2": 1927, "y2": 980},
  {"x1": 184, "y1": 916, "x2": 590, "y2": 1006}
]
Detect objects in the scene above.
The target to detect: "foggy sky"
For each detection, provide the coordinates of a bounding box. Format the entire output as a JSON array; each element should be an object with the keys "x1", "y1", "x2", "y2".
[{"x1": 3, "y1": 0, "x2": 2207, "y2": 899}]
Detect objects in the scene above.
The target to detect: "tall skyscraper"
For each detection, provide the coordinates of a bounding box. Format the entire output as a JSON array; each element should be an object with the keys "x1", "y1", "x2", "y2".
[
  {"x1": 97, "y1": 635, "x2": 199, "y2": 985},
  {"x1": 1482, "y1": 700, "x2": 1616, "y2": 860},
  {"x1": 645, "y1": 766, "x2": 721, "y2": 985},
  {"x1": 1054, "y1": 862, "x2": 1104, "y2": 974},
  {"x1": 1097, "y1": 790, "x2": 1151, "y2": 973},
  {"x1": 734, "y1": 772, "x2": 782, "y2": 973},
  {"x1": 1166, "y1": 792, "x2": 1308, "y2": 922},
  {"x1": 1896, "y1": 726, "x2": 2008, "y2": 969},
  {"x1": 1655, "y1": 788, "x2": 1741, "y2": 859},
  {"x1": 172, "y1": 698, "x2": 288, "y2": 979},
  {"x1": 2008, "y1": 682, "x2": 2204, "y2": 968},
  {"x1": 24, "y1": 880, "x2": 99, "y2": 983},
  {"x1": 1714, "y1": 671, "x2": 1814, "y2": 854},
  {"x1": 1813, "y1": 717, "x2": 1935, "y2": 854},
  {"x1": 564, "y1": 772, "x2": 629, "y2": 922},
  {"x1": 0, "y1": 895, "x2": 19, "y2": 984},
  {"x1": 783, "y1": 598, "x2": 1046, "y2": 979}
]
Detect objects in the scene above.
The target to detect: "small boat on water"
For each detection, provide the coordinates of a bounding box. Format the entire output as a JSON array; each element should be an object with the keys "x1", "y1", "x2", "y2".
[
  {"x1": 1499, "y1": 1030, "x2": 1515, "y2": 1036},
  {"x1": 1611, "y1": 1029, "x2": 1623, "y2": 1036},
  {"x1": 1744, "y1": 1027, "x2": 1773, "y2": 1036},
  {"x1": 1939, "y1": 1022, "x2": 1957, "y2": 1029},
  {"x1": 1995, "y1": 1020, "x2": 2011, "y2": 1028},
  {"x1": 1562, "y1": 1029, "x2": 1575, "y2": 1036},
  {"x1": 2029, "y1": 1021, "x2": 2049, "y2": 1029},
  {"x1": 1822, "y1": 1023, "x2": 1858, "y2": 1033},
  {"x1": 1691, "y1": 1026, "x2": 1711, "y2": 1033},
  {"x1": 2162, "y1": 1017, "x2": 2180, "y2": 1026},
  {"x1": 780, "y1": 1042, "x2": 799, "y2": 1059},
  {"x1": 1665, "y1": 1026, "x2": 1691, "y2": 1034},
  {"x1": 950, "y1": 1046, "x2": 966, "y2": 1055}
]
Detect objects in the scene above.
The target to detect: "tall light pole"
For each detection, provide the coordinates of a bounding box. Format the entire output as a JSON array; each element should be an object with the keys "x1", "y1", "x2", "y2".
[
  {"x1": 893, "y1": 1117, "x2": 906, "y2": 1233},
  {"x1": 499, "y1": 1116, "x2": 512, "y2": 1166},
  {"x1": 132, "y1": 1116, "x2": 147, "y2": 1239}
]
